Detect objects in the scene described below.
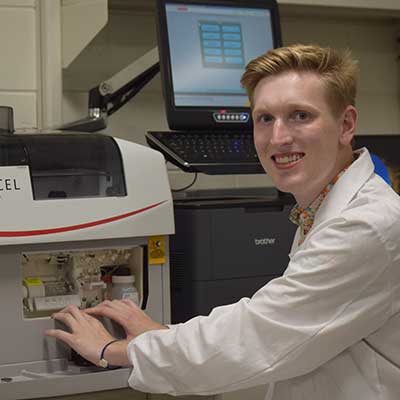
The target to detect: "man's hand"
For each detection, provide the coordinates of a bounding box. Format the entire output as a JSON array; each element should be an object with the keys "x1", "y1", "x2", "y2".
[
  {"x1": 45, "y1": 305, "x2": 131, "y2": 367},
  {"x1": 84, "y1": 299, "x2": 168, "y2": 341}
]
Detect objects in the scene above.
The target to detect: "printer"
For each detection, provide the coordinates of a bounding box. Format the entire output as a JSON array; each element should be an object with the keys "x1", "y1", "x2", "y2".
[
  {"x1": 0, "y1": 132, "x2": 174, "y2": 399},
  {"x1": 170, "y1": 189, "x2": 297, "y2": 323}
]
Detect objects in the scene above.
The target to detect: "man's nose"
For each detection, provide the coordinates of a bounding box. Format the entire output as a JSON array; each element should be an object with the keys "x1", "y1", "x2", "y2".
[{"x1": 270, "y1": 119, "x2": 293, "y2": 146}]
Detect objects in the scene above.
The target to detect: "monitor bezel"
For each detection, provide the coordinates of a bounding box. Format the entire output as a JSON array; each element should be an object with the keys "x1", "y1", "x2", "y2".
[{"x1": 156, "y1": 0, "x2": 282, "y2": 131}]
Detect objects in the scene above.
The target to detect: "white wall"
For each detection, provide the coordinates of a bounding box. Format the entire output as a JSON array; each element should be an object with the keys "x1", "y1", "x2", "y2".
[
  {"x1": 0, "y1": 0, "x2": 37, "y2": 128},
  {"x1": 281, "y1": 12, "x2": 400, "y2": 134}
]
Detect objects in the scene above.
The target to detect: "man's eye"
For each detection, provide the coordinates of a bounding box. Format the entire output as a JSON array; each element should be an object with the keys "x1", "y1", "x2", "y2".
[
  {"x1": 292, "y1": 111, "x2": 309, "y2": 121},
  {"x1": 258, "y1": 114, "x2": 273, "y2": 124}
]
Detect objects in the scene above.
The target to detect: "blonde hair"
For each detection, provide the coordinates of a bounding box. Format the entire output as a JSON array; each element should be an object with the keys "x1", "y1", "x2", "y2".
[{"x1": 241, "y1": 44, "x2": 359, "y2": 116}]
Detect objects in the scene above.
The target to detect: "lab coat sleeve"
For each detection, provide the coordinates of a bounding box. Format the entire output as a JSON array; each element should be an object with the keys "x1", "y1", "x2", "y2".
[{"x1": 127, "y1": 213, "x2": 394, "y2": 396}]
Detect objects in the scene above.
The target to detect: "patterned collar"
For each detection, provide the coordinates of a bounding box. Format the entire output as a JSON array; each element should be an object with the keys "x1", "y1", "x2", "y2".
[{"x1": 289, "y1": 166, "x2": 350, "y2": 245}]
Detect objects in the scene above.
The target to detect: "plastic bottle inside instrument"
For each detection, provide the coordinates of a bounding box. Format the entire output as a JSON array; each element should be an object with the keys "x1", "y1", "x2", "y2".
[
  {"x1": 111, "y1": 274, "x2": 139, "y2": 305},
  {"x1": 101, "y1": 274, "x2": 113, "y2": 300}
]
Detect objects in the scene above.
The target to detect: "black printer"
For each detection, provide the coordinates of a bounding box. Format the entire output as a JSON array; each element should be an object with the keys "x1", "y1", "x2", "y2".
[{"x1": 170, "y1": 188, "x2": 297, "y2": 323}]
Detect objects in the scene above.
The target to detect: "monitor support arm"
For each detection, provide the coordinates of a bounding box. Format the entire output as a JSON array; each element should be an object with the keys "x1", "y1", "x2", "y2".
[{"x1": 60, "y1": 47, "x2": 160, "y2": 132}]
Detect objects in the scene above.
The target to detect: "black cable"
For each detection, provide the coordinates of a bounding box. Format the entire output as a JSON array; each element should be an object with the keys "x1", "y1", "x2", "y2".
[{"x1": 171, "y1": 173, "x2": 198, "y2": 192}]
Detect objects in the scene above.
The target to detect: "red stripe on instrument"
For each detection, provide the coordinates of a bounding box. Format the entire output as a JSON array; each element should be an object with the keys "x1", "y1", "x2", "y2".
[{"x1": 0, "y1": 200, "x2": 167, "y2": 237}]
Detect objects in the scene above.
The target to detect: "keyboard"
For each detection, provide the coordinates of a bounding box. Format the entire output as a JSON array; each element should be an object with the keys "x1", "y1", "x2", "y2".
[{"x1": 146, "y1": 131, "x2": 264, "y2": 175}]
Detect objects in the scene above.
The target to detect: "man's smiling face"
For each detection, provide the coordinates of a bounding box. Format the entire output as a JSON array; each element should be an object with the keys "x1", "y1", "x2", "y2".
[{"x1": 252, "y1": 71, "x2": 355, "y2": 207}]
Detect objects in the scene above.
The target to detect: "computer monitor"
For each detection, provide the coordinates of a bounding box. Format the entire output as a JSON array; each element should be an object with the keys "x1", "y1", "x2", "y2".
[{"x1": 156, "y1": 0, "x2": 282, "y2": 131}]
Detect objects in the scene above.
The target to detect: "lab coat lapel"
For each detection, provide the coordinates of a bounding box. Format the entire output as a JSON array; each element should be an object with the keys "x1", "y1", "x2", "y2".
[
  {"x1": 289, "y1": 228, "x2": 301, "y2": 258},
  {"x1": 310, "y1": 147, "x2": 375, "y2": 234},
  {"x1": 289, "y1": 148, "x2": 375, "y2": 254}
]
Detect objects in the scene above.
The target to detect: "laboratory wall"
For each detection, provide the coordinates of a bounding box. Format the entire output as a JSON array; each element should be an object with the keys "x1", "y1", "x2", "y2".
[
  {"x1": 0, "y1": 1, "x2": 399, "y2": 400},
  {"x1": 0, "y1": 0, "x2": 37, "y2": 128}
]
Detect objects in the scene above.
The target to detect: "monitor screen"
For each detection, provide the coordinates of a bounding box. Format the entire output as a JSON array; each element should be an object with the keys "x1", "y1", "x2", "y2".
[{"x1": 156, "y1": 0, "x2": 282, "y2": 130}]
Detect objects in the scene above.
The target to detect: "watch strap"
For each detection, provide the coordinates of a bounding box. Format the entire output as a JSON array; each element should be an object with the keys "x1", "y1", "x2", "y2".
[{"x1": 99, "y1": 339, "x2": 121, "y2": 368}]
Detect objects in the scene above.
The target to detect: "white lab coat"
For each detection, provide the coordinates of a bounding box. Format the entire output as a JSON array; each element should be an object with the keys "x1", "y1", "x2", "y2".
[{"x1": 127, "y1": 148, "x2": 400, "y2": 399}]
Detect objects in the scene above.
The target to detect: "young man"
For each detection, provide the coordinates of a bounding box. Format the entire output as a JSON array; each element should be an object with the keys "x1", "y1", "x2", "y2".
[{"x1": 47, "y1": 44, "x2": 400, "y2": 399}]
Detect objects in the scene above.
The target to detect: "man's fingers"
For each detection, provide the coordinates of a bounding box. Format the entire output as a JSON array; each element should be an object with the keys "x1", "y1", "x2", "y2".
[
  {"x1": 84, "y1": 304, "x2": 134, "y2": 328},
  {"x1": 84, "y1": 303, "x2": 118, "y2": 317},
  {"x1": 63, "y1": 305, "x2": 87, "y2": 323},
  {"x1": 121, "y1": 299, "x2": 140, "y2": 309},
  {"x1": 109, "y1": 300, "x2": 132, "y2": 311},
  {"x1": 80, "y1": 312, "x2": 107, "y2": 330},
  {"x1": 45, "y1": 329, "x2": 73, "y2": 345},
  {"x1": 84, "y1": 303, "x2": 109, "y2": 316},
  {"x1": 84, "y1": 300, "x2": 112, "y2": 314},
  {"x1": 81, "y1": 312, "x2": 94, "y2": 321},
  {"x1": 81, "y1": 312, "x2": 100, "y2": 324},
  {"x1": 52, "y1": 311, "x2": 78, "y2": 330},
  {"x1": 85, "y1": 299, "x2": 131, "y2": 316}
]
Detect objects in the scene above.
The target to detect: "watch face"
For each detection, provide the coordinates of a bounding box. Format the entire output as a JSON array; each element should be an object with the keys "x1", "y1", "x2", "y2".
[{"x1": 99, "y1": 358, "x2": 108, "y2": 368}]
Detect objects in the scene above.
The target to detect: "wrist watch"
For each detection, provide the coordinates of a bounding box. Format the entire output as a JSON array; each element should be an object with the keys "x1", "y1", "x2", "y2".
[
  {"x1": 99, "y1": 357, "x2": 109, "y2": 368},
  {"x1": 99, "y1": 339, "x2": 120, "y2": 368}
]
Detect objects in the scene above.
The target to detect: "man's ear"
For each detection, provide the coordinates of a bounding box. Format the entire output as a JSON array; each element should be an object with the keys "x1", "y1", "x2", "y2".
[{"x1": 339, "y1": 105, "x2": 357, "y2": 146}]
